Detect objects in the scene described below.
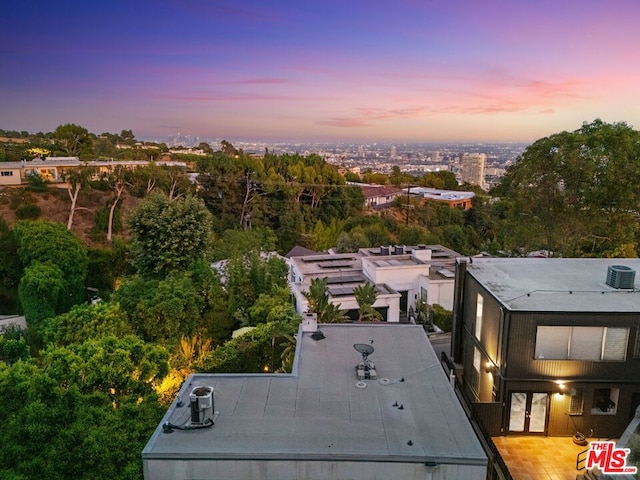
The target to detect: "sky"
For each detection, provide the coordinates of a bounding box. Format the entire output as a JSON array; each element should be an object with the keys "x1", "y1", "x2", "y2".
[{"x1": 2, "y1": 0, "x2": 640, "y2": 143}]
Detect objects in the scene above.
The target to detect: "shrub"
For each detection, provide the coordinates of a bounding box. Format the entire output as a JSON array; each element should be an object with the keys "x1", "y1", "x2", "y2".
[{"x1": 15, "y1": 204, "x2": 41, "y2": 220}]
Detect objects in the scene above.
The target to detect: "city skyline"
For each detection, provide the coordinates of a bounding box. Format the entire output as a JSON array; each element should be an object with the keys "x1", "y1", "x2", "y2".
[{"x1": 2, "y1": 1, "x2": 640, "y2": 143}]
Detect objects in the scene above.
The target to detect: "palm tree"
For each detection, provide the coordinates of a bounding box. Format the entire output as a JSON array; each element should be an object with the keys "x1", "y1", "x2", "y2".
[
  {"x1": 303, "y1": 277, "x2": 348, "y2": 323},
  {"x1": 353, "y1": 282, "x2": 382, "y2": 322}
]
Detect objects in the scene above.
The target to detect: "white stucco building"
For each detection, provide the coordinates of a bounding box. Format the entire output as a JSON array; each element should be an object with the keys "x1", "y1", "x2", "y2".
[{"x1": 288, "y1": 245, "x2": 459, "y2": 322}]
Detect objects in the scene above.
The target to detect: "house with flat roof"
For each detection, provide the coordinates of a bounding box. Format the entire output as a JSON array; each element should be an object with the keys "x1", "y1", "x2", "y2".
[
  {"x1": 450, "y1": 257, "x2": 640, "y2": 439},
  {"x1": 289, "y1": 245, "x2": 459, "y2": 322},
  {"x1": 409, "y1": 187, "x2": 475, "y2": 210},
  {"x1": 0, "y1": 158, "x2": 187, "y2": 187},
  {"x1": 0, "y1": 162, "x2": 22, "y2": 186},
  {"x1": 142, "y1": 323, "x2": 487, "y2": 480}
]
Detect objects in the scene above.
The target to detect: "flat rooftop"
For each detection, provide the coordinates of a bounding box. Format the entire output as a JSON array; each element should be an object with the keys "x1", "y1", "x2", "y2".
[
  {"x1": 143, "y1": 323, "x2": 486, "y2": 466},
  {"x1": 465, "y1": 258, "x2": 640, "y2": 312}
]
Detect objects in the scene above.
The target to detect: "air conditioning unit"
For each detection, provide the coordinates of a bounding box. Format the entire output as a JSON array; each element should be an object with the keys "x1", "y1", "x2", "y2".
[
  {"x1": 606, "y1": 265, "x2": 636, "y2": 289},
  {"x1": 189, "y1": 386, "x2": 214, "y2": 425}
]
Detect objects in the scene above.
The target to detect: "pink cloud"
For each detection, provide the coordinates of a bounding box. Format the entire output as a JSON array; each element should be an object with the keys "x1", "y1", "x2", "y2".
[
  {"x1": 230, "y1": 78, "x2": 289, "y2": 85},
  {"x1": 157, "y1": 93, "x2": 300, "y2": 102},
  {"x1": 316, "y1": 118, "x2": 373, "y2": 128}
]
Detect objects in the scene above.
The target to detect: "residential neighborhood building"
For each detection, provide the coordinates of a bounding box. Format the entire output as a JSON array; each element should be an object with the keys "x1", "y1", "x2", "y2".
[
  {"x1": 142, "y1": 323, "x2": 487, "y2": 480},
  {"x1": 356, "y1": 183, "x2": 405, "y2": 208},
  {"x1": 0, "y1": 157, "x2": 185, "y2": 186},
  {"x1": 288, "y1": 245, "x2": 459, "y2": 322},
  {"x1": 409, "y1": 187, "x2": 475, "y2": 210},
  {"x1": 450, "y1": 257, "x2": 640, "y2": 440}
]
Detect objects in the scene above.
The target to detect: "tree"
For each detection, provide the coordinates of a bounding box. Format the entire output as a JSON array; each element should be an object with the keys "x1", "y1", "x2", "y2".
[
  {"x1": 303, "y1": 277, "x2": 347, "y2": 323},
  {"x1": 127, "y1": 194, "x2": 213, "y2": 278},
  {"x1": 112, "y1": 272, "x2": 204, "y2": 342},
  {"x1": 18, "y1": 262, "x2": 64, "y2": 327},
  {"x1": 105, "y1": 167, "x2": 126, "y2": 242},
  {"x1": 0, "y1": 337, "x2": 168, "y2": 479},
  {"x1": 13, "y1": 220, "x2": 88, "y2": 313},
  {"x1": 210, "y1": 228, "x2": 277, "y2": 261},
  {"x1": 53, "y1": 123, "x2": 92, "y2": 158},
  {"x1": 494, "y1": 119, "x2": 640, "y2": 256},
  {"x1": 353, "y1": 282, "x2": 382, "y2": 322},
  {"x1": 41, "y1": 302, "x2": 133, "y2": 346},
  {"x1": 62, "y1": 165, "x2": 94, "y2": 230}
]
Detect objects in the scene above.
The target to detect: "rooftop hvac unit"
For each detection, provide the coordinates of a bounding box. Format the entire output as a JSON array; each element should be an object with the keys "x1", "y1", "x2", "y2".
[
  {"x1": 380, "y1": 245, "x2": 391, "y2": 255},
  {"x1": 190, "y1": 386, "x2": 214, "y2": 425},
  {"x1": 606, "y1": 265, "x2": 636, "y2": 289},
  {"x1": 394, "y1": 245, "x2": 405, "y2": 255}
]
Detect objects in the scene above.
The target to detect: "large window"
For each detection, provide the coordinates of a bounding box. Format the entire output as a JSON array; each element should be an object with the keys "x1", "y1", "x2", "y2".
[
  {"x1": 535, "y1": 326, "x2": 629, "y2": 361},
  {"x1": 470, "y1": 347, "x2": 481, "y2": 398},
  {"x1": 475, "y1": 294, "x2": 483, "y2": 340},
  {"x1": 591, "y1": 388, "x2": 619, "y2": 414}
]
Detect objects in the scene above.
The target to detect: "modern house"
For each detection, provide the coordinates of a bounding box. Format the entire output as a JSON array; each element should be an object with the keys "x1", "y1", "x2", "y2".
[
  {"x1": 450, "y1": 257, "x2": 640, "y2": 439},
  {"x1": 0, "y1": 162, "x2": 23, "y2": 186},
  {"x1": 142, "y1": 323, "x2": 487, "y2": 480},
  {"x1": 288, "y1": 245, "x2": 459, "y2": 322},
  {"x1": 0, "y1": 157, "x2": 186, "y2": 186},
  {"x1": 409, "y1": 187, "x2": 475, "y2": 211}
]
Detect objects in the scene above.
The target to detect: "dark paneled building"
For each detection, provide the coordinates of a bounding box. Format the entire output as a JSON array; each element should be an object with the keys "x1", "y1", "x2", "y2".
[{"x1": 451, "y1": 258, "x2": 640, "y2": 438}]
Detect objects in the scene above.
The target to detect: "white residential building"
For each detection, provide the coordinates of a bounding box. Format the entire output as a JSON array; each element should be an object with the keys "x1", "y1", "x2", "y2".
[{"x1": 289, "y1": 245, "x2": 459, "y2": 322}]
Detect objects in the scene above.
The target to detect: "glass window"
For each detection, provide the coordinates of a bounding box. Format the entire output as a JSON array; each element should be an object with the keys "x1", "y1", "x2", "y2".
[
  {"x1": 475, "y1": 294, "x2": 483, "y2": 340},
  {"x1": 591, "y1": 388, "x2": 619, "y2": 414},
  {"x1": 535, "y1": 326, "x2": 629, "y2": 361},
  {"x1": 470, "y1": 347, "x2": 481, "y2": 397},
  {"x1": 602, "y1": 328, "x2": 629, "y2": 361},
  {"x1": 535, "y1": 326, "x2": 570, "y2": 359},
  {"x1": 569, "y1": 327, "x2": 603, "y2": 360}
]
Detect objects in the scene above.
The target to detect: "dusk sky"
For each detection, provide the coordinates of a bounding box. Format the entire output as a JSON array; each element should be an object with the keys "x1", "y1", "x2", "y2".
[{"x1": 2, "y1": 0, "x2": 640, "y2": 142}]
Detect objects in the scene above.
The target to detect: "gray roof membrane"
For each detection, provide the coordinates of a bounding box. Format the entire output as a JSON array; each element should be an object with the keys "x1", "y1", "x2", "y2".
[
  {"x1": 465, "y1": 258, "x2": 640, "y2": 312},
  {"x1": 143, "y1": 323, "x2": 486, "y2": 465}
]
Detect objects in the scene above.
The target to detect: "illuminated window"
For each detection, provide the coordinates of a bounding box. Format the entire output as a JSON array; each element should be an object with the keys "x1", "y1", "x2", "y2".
[
  {"x1": 591, "y1": 388, "x2": 619, "y2": 414},
  {"x1": 475, "y1": 294, "x2": 483, "y2": 340},
  {"x1": 535, "y1": 326, "x2": 628, "y2": 361},
  {"x1": 470, "y1": 347, "x2": 481, "y2": 397}
]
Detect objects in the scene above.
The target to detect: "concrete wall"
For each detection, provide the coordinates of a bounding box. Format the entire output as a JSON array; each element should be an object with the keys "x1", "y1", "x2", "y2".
[
  {"x1": 0, "y1": 169, "x2": 21, "y2": 185},
  {"x1": 144, "y1": 459, "x2": 487, "y2": 480}
]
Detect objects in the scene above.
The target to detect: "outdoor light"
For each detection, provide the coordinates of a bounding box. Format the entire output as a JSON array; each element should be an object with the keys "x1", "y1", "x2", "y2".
[
  {"x1": 485, "y1": 362, "x2": 495, "y2": 374},
  {"x1": 556, "y1": 381, "x2": 566, "y2": 395}
]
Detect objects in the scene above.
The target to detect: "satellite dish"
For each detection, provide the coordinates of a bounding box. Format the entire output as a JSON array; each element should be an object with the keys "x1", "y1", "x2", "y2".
[{"x1": 354, "y1": 343, "x2": 374, "y2": 359}]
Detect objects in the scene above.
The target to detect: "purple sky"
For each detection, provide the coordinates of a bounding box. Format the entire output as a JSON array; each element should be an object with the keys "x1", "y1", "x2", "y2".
[{"x1": 2, "y1": 0, "x2": 640, "y2": 142}]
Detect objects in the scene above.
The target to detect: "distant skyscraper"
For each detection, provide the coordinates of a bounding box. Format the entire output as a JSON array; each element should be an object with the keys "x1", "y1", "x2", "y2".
[
  {"x1": 460, "y1": 153, "x2": 486, "y2": 188},
  {"x1": 390, "y1": 145, "x2": 397, "y2": 160}
]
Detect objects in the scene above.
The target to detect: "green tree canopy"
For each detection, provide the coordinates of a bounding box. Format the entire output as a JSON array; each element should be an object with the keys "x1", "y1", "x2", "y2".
[
  {"x1": 494, "y1": 119, "x2": 640, "y2": 256},
  {"x1": 128, "y1": 194, "x2": 213, "y2": 278},
  {"x1": 13, "y1": 220, "x2": 88, "y2": 313},
  {"x1": 53, "y1": 123, "x2": 93, "y2": 158}
]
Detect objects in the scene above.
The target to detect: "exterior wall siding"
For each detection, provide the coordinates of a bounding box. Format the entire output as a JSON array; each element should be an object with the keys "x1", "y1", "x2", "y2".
[
  {"x1": 505, "y1": 312, "x2": 640, "y2": 381},
  {"x1": 144, "y1": 459, "x2": 487, "y2": 480},
  {"x1": 457, "y1": 267, "x2": 640, "y2": 438}
]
